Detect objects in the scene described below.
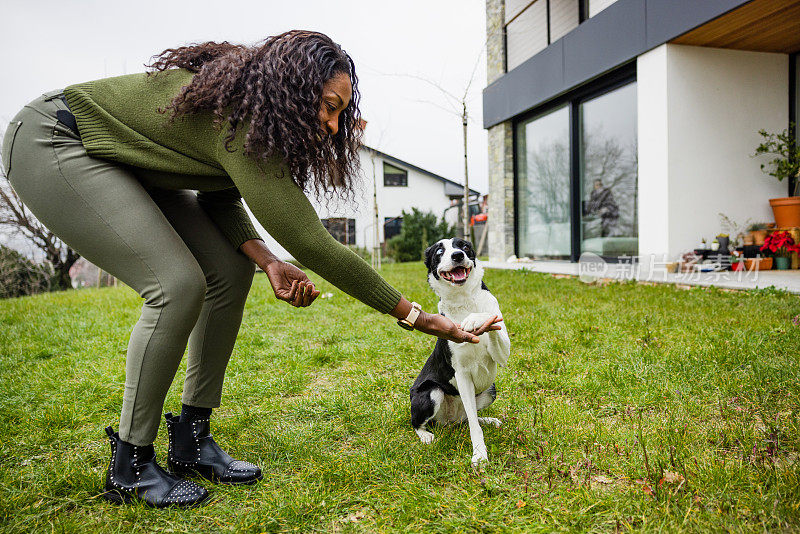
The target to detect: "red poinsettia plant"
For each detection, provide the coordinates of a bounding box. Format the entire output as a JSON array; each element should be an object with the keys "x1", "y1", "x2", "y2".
[{"x1": 760, "y1": 231, "x2": 800, "y2": 257}]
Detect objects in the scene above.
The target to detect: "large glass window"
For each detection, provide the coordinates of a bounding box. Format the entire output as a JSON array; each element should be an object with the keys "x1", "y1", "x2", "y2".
[
  {"x1": 549, "y1": 0, "x2": 580, "y2": 41},
  {"x1": 322, "y1": 218, "x2": 355, "y2": 245},
  {"x1": 579, "y1": 83, "x2": 638, "y2": 257},
  {"x1": 383, "y1": 163, "x2": 408, "y2": 187},
  {"x1": 792, "y1": 53, "x2": 799, "y2": 196},
  {"x1": 384, "y1": 217, "x2": 403, "y2": 241},
  {"x1": 515, "y1": 105, "x2": 571, "y2": 259},
  {"x1": 505, "y1": 0, "x2": 582, "y2": 72},
  {"x1": 506, "y1": 0, "x2": 548, "y2": 71},
  {"x1": 513, "y1": 73, "x2": 637, "y2": 261},
  {"x1": 588, "y1": 0, "x2": 619, "y2": 17}
]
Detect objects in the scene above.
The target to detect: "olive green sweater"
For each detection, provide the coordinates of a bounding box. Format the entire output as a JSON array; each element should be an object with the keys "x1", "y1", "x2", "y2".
[{"x1": 64, "y1": 69, "x2": 401, "y2": 314}]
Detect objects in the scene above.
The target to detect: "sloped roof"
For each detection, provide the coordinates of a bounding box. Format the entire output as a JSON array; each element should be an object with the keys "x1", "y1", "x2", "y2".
[{"x1": 362, "y1": 145, "x2": 481, "y2": 196}]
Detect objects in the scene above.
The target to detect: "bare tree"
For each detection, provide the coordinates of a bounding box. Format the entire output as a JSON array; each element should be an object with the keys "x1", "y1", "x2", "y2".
[
  {"x1": 388, "y1": 71, "x2": 481, "y2": 240},
  {"x1": 1, "y1": 126, "x2": 79, "y2": 290},
  {"x1": 363, "y1": 34, "x2": 490, "y2": 241}
]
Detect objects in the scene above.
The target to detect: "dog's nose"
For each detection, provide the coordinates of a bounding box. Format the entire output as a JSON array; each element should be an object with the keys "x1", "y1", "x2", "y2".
[{"x1": 452, "y1": 251, "x2": 464, "y2": 262}]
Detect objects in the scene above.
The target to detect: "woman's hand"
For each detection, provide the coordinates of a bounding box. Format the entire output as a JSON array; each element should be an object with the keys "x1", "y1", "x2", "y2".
[
  {"x1": 415, "y1": 311, "x2": 502, "y2": 344},
  {"x1": 265, "y1": 261, "x2": 320, "y2": 307},
  {"x1": 239, "y1": 238, "x2": 320, "y2": 307},
  {"x1": 390, "y1": 297, "x2": 501, "y2": 343}
]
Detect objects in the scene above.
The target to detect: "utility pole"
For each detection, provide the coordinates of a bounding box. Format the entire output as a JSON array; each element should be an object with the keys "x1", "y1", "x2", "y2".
[
  {"x1": 462, "y1": 102, "x2": 470, "y2": 240},
  {"x1": 370, "y1": 151, "x2": 381, "y2": 269},
  {"x1": 371, "y1": 44, "x2": 487, "y2": 241}
]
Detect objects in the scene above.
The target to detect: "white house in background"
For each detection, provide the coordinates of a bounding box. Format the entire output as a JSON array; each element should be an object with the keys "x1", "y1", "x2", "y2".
[
  {"x1": 246, "y1": 146, "x2": 479, "y2": 260},
  {"x1": 483, "y1": 0, "x2": 798, "y2": 263}
]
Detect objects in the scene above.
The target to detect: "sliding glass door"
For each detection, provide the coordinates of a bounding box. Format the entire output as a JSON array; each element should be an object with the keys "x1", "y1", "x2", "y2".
[
  {"x1": 515, "y1": 105, "x2": 571, "y2": 259},
  {"x1": 579, "y1": 82, "x2": 638, "y2": 258},
  {"x1": 514, "y1": 72, "x2": 638, "y2": 261}
]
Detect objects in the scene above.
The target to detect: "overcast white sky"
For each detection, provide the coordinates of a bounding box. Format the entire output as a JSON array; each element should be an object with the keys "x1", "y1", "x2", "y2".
[{"x1": 1, "y1": 0, "x2": 489, "y2": 195}]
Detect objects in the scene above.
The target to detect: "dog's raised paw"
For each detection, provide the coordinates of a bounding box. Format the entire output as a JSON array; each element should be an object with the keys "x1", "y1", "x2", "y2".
[
  {"x1": 415, "y1": 428, "x2": 435, "y2": 444},
  {"x1": 478, "y1": 417, "x2": 502, "y2": 428},
  {"x1": 460, "y1": 312, "x2": 495, "y2": 333}
]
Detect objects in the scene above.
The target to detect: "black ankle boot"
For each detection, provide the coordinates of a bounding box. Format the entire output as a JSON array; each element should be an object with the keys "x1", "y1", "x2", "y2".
[
  {"x1": 165, "y1": 413, "x2": 262, "y2": 485},
  {"x1": 101, "y1": 427, "x2": 209, "y2": 508}
]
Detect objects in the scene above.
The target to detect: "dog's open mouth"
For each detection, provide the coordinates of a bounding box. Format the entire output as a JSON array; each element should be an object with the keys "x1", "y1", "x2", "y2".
[{"x1": 440, "y1": 266, "x2": 471, "y2": 285}]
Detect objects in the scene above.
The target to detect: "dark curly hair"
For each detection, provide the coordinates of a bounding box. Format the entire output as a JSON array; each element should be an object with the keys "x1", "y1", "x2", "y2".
[{"x1": 147, "y1": 30, "x2": 362, "y2": 199}]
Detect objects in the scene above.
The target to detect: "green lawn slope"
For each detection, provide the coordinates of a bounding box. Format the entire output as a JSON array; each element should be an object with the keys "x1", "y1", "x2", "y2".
[{"x1": 1, "y1": 263, "x2": 798, "y2": 532}]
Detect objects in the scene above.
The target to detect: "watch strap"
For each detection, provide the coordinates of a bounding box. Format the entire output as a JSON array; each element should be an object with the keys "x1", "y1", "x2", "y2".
[{"x1": 397, "y1": 302, "x2": 422, "y2": 331}]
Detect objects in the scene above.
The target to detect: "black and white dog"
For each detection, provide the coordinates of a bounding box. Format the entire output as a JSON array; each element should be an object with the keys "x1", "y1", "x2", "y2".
[{"x1": 410, "y1": 237, "x2": 511, "y2": 465}]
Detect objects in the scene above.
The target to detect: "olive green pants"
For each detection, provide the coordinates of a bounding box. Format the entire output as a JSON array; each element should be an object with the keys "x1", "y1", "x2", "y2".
[{"x1": 2, "y1": 92, "x2": 255, "y2": 445}]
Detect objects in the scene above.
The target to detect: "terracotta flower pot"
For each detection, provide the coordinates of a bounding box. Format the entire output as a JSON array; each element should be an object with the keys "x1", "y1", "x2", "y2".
[
  {"x1": 750, "y1": 230, "x2": 768, "y2": 246},
  {"x1": 769, "y1": 196, "x2": 800, "y2": 228},
  {"x1": 744, "y1": 257, "x2": 773, "y2": 271}
]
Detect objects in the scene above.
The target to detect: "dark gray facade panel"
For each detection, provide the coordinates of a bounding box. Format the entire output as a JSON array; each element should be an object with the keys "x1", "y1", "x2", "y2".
[
  {"x1": 483, "y1": 0, "x2": 753, "y2": 128},
  {"x1": 562, "y1": 0, "x2": 645, "y2": 88},
  {"x1": 483, "y1": 40, "x2": 565, "y2": 125},
  {"x1": 645, "y1": 0, "x2": 751, "y2": 48}
]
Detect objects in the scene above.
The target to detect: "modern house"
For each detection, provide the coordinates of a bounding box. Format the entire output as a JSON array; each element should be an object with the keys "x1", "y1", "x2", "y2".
[
  {"x1": 483, "y1": 0, "x2": 799, "y2": 263},
  {"x1": 248, "y1": 146, "x2": 479, "y2": 259}
]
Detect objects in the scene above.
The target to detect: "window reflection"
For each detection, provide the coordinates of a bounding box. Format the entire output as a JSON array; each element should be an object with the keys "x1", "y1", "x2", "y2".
[
  {"x1": 516, "y1": 105, "x2": 571, "y2": 259},
  {"x1": 580, "y1": 83, "x2": 638, "y2": 257}
]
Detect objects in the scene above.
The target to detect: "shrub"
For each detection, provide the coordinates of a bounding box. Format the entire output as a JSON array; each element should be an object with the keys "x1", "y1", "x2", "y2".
[
  {"x1": 0, "y1": 245, "x2": 55, "y2": 299},
  {"x1": 753, "y1": 125, "x2": 800, "y2": 196},
  {"x1": 386, "y1": 208, "x2": 453, "y2": 263}
]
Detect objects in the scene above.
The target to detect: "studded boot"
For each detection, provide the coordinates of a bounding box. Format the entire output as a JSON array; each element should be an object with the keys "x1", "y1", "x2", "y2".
[
  {"x1": 101, "y1": 426, "x2": 209, "y2": 508},
  {"x1": 165, "y1": 413, "x2": 262, "y2": 485}
]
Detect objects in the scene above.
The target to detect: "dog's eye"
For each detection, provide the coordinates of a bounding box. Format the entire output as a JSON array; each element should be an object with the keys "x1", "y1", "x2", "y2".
[{"x1": 436, "y1": 249, "x2": 443, "y2": 256}]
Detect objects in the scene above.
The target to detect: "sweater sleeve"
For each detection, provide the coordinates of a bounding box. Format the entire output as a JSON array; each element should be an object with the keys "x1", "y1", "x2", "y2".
[
  {"x1": 214, "y1": 139, "x2": 402, "y2": 314},
  {"x1": 196, "y1": 188, "x2": 262, "y2": 249}
]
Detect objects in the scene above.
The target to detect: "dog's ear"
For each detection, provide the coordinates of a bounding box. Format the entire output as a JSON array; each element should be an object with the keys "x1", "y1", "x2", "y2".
[{"x1": 424, "y1": 244, "x2": 437, "y2": 272}]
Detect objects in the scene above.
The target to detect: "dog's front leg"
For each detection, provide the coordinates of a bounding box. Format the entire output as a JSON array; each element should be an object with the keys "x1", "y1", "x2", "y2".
[{"x1": 454, "y1": 371, "x2": 488, "y2": 465}]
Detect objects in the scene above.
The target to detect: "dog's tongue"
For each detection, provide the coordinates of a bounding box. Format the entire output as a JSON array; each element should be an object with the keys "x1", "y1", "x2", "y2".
[{"x1": 451, "y1": 267, "x2": 467, "y2": 281}]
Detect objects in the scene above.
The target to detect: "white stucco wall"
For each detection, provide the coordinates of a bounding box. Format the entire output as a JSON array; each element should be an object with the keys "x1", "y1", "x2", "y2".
[
  {"x1": 637, "y1": 44, "x2": 670, "y2": 258},
  {"x1": 637, "y1": 44, "x2": 788, "y2": 259},
  {"x1": 246, "y1": 148, "x2": 462, "y2": 260}
]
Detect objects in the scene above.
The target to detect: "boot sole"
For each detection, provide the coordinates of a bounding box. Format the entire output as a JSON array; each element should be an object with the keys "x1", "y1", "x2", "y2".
[
  {"x1": 101, "y1": 488, "x2": 210, "y2": 508},
  {"x1": 168, "y1": 461, "x2": 263, "y2": 486}
]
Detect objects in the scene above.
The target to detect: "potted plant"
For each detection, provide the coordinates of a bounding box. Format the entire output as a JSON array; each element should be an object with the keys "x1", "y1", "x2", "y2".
[
  {"x1": 747, "y1": 222, "x2": 771, "y2": 246},
  {"x1": 745, "y1": 256, "x2": 773, "y2": 271},
  {"x1": 753, "y1": 126, "x2": 800, "y2": 228},
  {"x1": 716, "y1": 233, "x2": 730, "y2": 252},
  {"x1": 760, "y1": 231, "x2": 800, "y2": 270},
  {"x1": 719, "y1": 213, "x2": 750, "y2": 248}
]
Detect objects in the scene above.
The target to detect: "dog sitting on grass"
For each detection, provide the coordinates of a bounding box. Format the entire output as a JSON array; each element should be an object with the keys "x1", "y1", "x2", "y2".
[{"x1": 410, "y1": 237, "x2": 511, "y2": 465}]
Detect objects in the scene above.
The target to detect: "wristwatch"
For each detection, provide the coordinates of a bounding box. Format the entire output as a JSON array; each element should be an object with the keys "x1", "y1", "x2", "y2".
[{"x1": 397, "y1": 302, "x2": 422, "y2": 331}]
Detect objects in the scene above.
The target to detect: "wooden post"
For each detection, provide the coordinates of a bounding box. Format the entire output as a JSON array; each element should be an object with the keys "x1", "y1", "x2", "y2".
[{"x1": 462, "y1": 102, "x2": 470, "y2": 241}]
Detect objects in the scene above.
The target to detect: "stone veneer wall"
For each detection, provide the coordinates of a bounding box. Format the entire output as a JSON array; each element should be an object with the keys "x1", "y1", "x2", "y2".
[{"x1": 486, "y1": 0, "x2": 516, "y2": 262}]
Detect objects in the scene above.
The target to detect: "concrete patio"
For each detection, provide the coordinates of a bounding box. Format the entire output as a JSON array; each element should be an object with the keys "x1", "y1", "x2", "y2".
[{"x1": 484, "y1": 259, "x2": 800, "y2": 294}]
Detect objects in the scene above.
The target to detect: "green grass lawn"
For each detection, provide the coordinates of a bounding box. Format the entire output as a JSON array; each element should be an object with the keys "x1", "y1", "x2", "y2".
[{"x1": 1, "y1": 263, "x2": 799, "y2": 533}]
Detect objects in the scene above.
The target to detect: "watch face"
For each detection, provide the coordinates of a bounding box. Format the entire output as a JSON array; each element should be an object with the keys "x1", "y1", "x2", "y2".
[{"x1": 397, "y1": 320, "x2": 414, "y2": 331}]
